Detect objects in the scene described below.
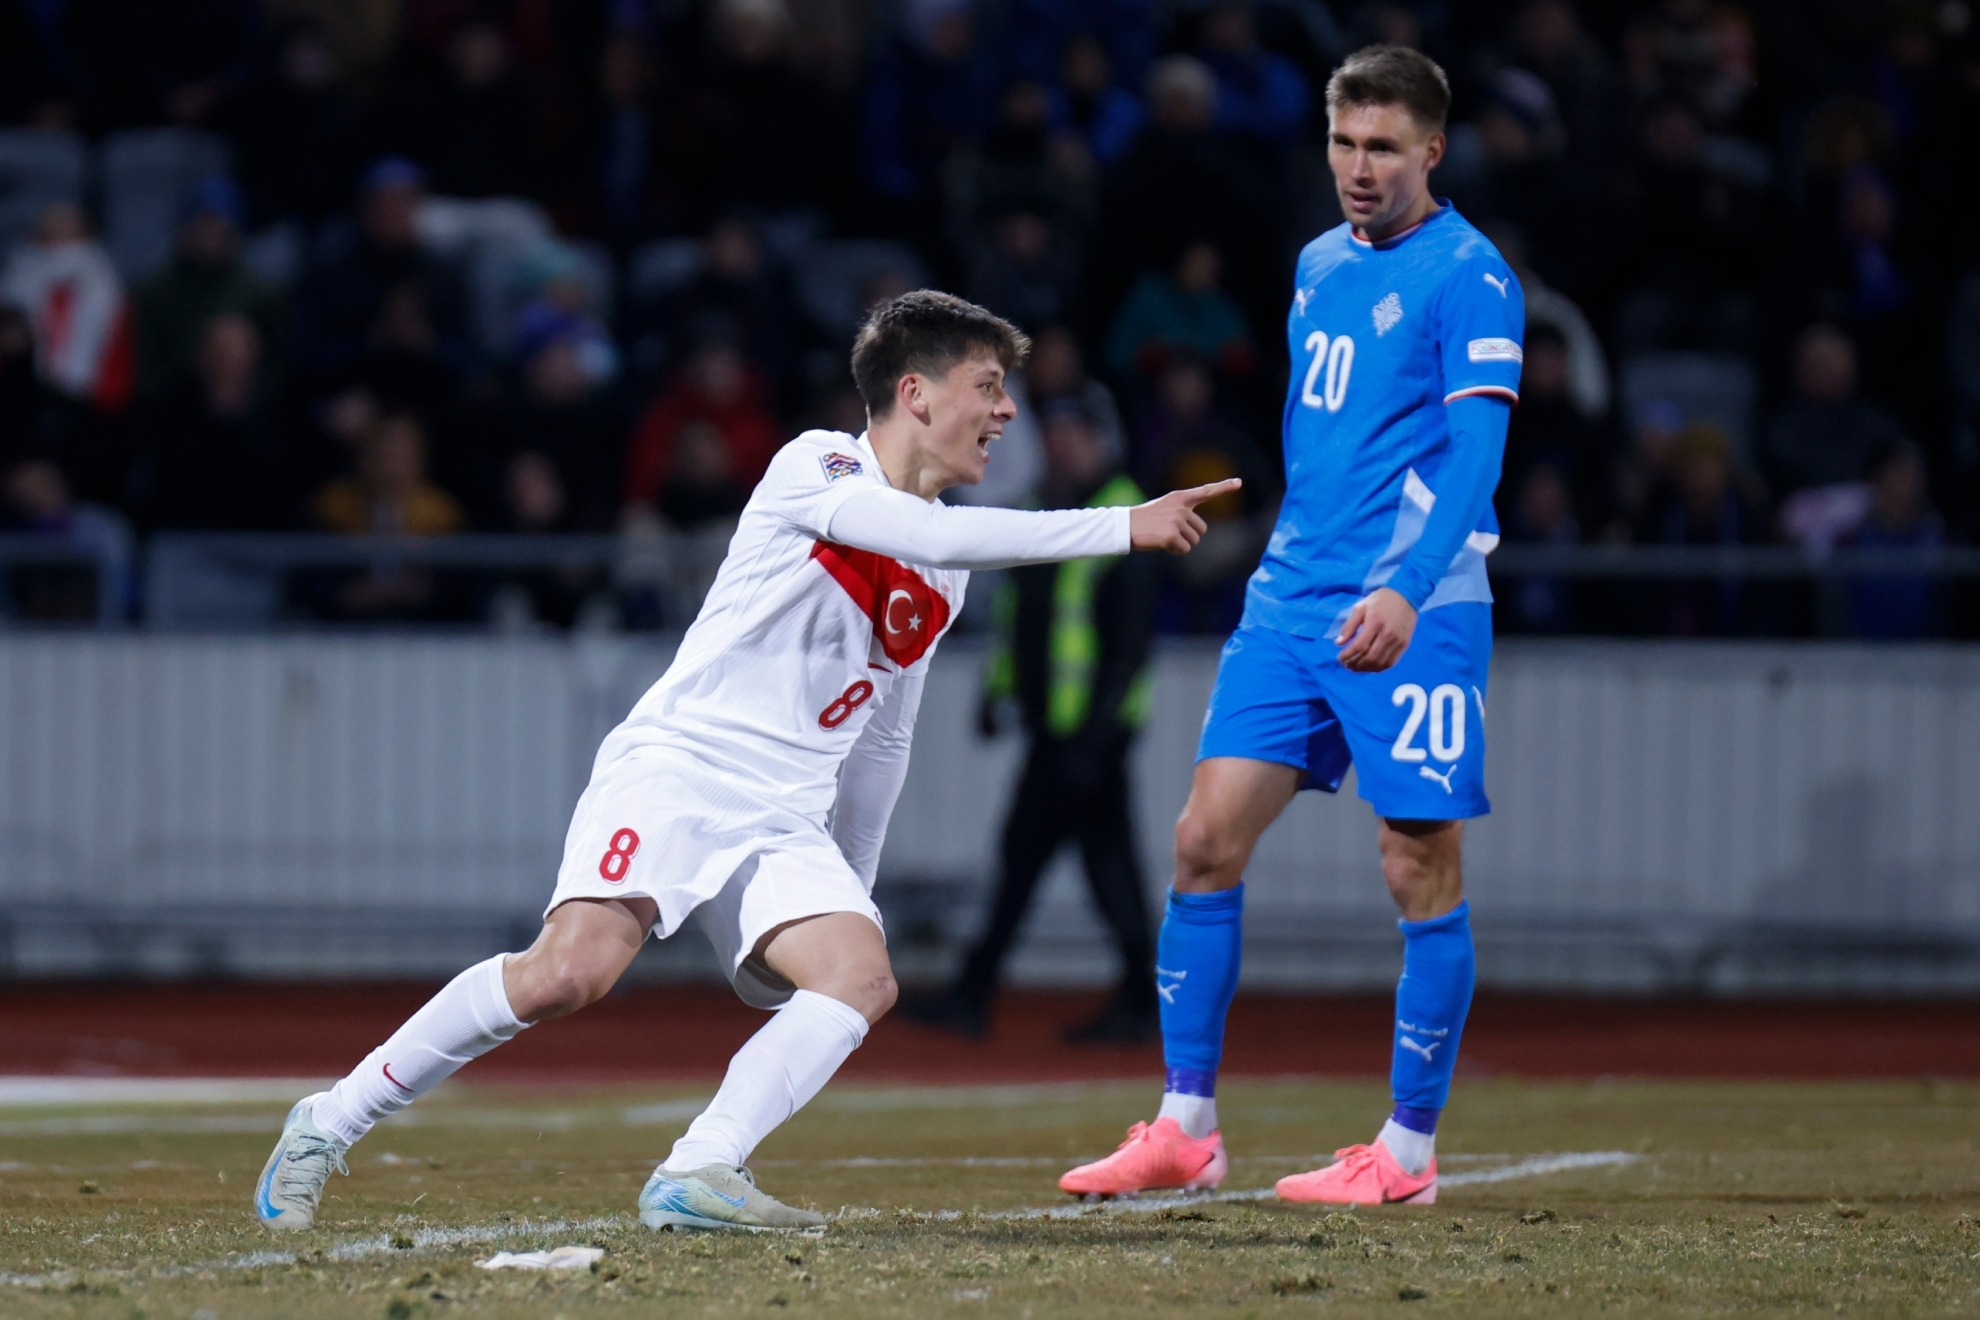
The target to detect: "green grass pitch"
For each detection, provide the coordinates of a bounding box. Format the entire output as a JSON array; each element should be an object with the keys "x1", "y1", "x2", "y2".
[{"x1": 2, "y1": 1077, "x2": 1976, "y2": 1317}]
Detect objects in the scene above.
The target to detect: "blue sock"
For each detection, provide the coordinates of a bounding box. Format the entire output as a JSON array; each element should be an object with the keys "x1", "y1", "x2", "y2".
[
  {"x1": 1156, "y1": 885, "x2": 1244, "y2": 1101},
  {"x1": 1390, "y1": 900, "x2": 1475, "y2": 1122}
]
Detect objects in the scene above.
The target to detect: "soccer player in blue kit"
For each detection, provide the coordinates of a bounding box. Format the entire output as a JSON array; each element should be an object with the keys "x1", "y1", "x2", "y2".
[{"x1": 1060, "y1": 45, "x2": 1523, "y2": 1206}]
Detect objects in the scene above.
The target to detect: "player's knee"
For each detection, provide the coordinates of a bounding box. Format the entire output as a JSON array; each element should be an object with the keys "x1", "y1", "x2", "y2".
[
  {"x1": 1173, "y1": 810, "x2": 1245, "y2": 889},
  {"x1": 861, "y1": 971, "x2": 899, "y2": 1021},
  {"x1": 510, "y1": 950, "x2": 610, "y2": 1021}
]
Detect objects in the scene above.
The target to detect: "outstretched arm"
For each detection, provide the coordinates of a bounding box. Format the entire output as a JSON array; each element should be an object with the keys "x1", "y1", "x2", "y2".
[
  {"x1": 831, "y1": 671, "x2": 924, "y2": 888},
  {"x1": 824, "y1": 480, "x2": 1242, "y2": 570}
]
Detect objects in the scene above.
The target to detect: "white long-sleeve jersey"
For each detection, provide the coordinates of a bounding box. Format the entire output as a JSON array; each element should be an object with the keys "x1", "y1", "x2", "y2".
[{"x1": 591, "y1": 428, "x2": 1129, "y2": 884}]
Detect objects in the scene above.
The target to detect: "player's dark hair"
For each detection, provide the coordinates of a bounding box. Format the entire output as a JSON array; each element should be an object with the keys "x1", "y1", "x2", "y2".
[
  {"x1": 850, "y1": 290, "x2": 1030, "y2": 420},
  {"x1": 1326, "y1": 44, "x2": 1451, "y2": 133}
]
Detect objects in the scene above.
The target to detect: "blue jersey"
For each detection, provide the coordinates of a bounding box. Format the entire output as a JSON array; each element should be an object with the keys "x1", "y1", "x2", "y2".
[{"x1": 1243, "y1": 205, "x2": 1524, "y2": 640}]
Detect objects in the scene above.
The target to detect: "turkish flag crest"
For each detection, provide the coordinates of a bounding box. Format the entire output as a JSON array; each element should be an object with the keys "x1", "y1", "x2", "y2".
[{"x1": 810, "y1": 541, "x2": 951, "y2": 667}]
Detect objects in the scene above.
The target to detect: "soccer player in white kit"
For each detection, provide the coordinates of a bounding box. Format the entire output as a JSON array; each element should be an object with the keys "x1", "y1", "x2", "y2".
[{"x1": 255, "y1": 291, "x2": 1238, "y2": 1233}]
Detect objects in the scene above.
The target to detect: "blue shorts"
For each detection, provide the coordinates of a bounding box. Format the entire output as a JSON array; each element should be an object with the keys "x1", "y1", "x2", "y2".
[{"x1": 1196, "y1": 603, "x2": 1492, "y2": 820}]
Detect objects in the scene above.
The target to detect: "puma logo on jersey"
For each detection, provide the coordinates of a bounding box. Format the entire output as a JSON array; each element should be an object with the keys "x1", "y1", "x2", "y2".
[
  {"x1": 812, "y1": 542, "x2": 951, "y2": 667},
  {"x1": 1373, "y1": 291, "x2": 1404, "y2": 335},
  {"x1": 1483, "y1": 272, "x2": 1510, "y2": 297},
  {"x1": 1419, "y1": 764, "x2": 1456, "y2": 793}
]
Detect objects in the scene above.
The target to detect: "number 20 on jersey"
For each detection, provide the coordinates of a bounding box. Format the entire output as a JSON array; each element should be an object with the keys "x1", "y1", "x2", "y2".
[{"x1": 1300, "y1": 332, "x2": 1355, "y2": 413}]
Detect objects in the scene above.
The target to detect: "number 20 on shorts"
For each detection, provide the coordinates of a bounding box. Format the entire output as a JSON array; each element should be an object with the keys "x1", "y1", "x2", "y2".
[{"x1": 1390, "y1": 683, "x2": 1466, "y2": 763}]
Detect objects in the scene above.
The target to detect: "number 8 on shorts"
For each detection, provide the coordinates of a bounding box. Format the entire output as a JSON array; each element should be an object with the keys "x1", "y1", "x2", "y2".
[{"x1": 598, "y1": 828, "x2": 641, "y2": 882}]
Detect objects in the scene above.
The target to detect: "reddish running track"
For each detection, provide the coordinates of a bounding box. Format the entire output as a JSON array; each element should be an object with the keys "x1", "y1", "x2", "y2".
[{"x1": 1, "y1": 983, "x2": 1976, "y2": 1083}]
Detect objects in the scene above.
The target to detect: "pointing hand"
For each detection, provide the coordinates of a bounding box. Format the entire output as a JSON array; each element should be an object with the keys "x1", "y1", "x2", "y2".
[{"x1": 1129, "y1": 479, "x2": 1243, "y2": 554}]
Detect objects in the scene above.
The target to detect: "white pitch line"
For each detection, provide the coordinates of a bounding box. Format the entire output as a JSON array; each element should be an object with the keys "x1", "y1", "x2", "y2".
[{"x1": 0, "y1": 1150, "x2": 1643, "y2": 1286}]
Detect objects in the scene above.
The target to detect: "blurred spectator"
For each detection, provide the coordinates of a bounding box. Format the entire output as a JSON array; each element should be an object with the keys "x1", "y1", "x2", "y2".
[
  {"x1": 1049, "y1": 33, "x2": 1145, "y2": 167},
  {"x1": 0, "y1": 305, "x2": 108, "y2": 501},
  {"x1": 952, "y1": 79, "x2": 1093, "y2": 247},
  {"x1": 464, "y1": 303, "x2": 624, "y2": 533},
  {"x1": 1844, "y1": 441, "x2": 1943, "y2": 639},
  {"x1": 133, "y1": 175, "x2": 285, "y2": 400},
  {"x1": 860, "y1": 0, "x2": 999, "y2": 221},
  {"x1": 1096, "y1": 56, "x2": 1271, "y2": 325},
  {"x1": 1499, "y1": 323, "x2": 1609, "y2": 530},
  {"x1": 1131, "y1": 353, "x2": 1275, "y2": 630},
  {"x1": 1195, "y1": 0, "x2": 1311, "y2": 147},
  {"x1": 483, "y1": 449, "x2": 605, "y2": 630},
  {"x1": 966, "y1": 208, "x2": 1077, "y2": 332},
  {"x1": 625, "y1": 337, "x2": 781, "y2": 519},
  {"x1": 1444, "y1": 70, "x2": 1568, "y2": 278},
  {"x1": 1762, "y1": 324, "x2": 1906, "y2": 496},
  {"x1": 1501, "y1": 462, "x2": 1579, "y2": 633},
  {"x1": 1131, "y1": 353, "x2": 1266, "y2": 492},
  {"x1": 222, "y1": 18, "x2": 366, "y2": 228},
  {"x1": 307, "y1": 409, "x2": 465, "y2": 621},
  {"x1": 291, "y1": 158, "x2": 472, "y2": 389},
  {"x1": 380, "y1": 18, "x2": 541, "y2": 201},
  {"x1": 136, "y1": 312, "x2": 281, "y2": 530},
  {"x1": 658, "y1": 419, "x2": 750, "y2": 531},
  {"x1": 667, "y1": 0, "x2": 847, "y2": 228},
  {"x1": 1642, "y1": 422, "x2": 1772, "y2": 636},
  {"x1": 1104, "y1": 241, "x2": 1253, "y2": 380},
  {"x1": 656, "y1": 217, "x2": 802, "y2": 392},
  {"x1": 582, "y1": 32, "x2": 663, "y2": 243},
  {"x1": 0, "y1": 202, "x2": 133, "y2": 411},
  {"x1": 1026, "y1": 325, "x2": 1123, "y2": 455},
  {"x1": 0, "y1": 457, "x2": 135, "y2": 621},
  {"x1": 311, "y1": 410, "x2": 464, "y2": 536},
  {"x1": 1614, "y1": 98, "x2": 1766, "y2": 356}
]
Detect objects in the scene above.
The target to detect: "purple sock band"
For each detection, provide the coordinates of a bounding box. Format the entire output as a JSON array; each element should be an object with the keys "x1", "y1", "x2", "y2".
[
  {"x1": 1164, "y1": 1067, "x2": 1217, "y2": 1098},
  {"x1": 1390, "y1": 1104, "x2": 1439, "y2": 1135}
]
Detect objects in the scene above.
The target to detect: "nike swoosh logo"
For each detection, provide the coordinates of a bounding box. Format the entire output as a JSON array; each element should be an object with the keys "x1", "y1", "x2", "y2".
[
  {"x1": 256, "y1": 1150, "x2": 283, "y2": 1219},
  {"x1": 708, "y1": 1188, "x2": 747, "y2": 1207}
]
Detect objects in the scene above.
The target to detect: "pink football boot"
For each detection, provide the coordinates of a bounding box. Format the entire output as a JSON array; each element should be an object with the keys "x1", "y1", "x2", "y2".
[
  {"x1": 1058, "y1": 1118, "x2": 1229, "y2": 1198},
  {"x1": 1275, "y1": 1140, "x2": 1436, "y2": 1205}
]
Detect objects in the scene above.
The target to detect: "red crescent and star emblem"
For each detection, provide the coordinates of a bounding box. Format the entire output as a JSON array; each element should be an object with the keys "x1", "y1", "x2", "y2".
[{"x1": 811, "y1": 542, "x2": 950, "y2": 666}]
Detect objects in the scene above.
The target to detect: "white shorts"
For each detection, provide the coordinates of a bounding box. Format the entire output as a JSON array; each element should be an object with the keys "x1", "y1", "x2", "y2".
[{"x1": 545, "y1": 750, "x2": 883, "y2": 1009}]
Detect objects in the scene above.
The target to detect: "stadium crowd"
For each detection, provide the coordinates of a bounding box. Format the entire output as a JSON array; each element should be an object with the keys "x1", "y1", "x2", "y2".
[{"x1": 1, "y1": 0, "x2": 1978, "y2": 636}]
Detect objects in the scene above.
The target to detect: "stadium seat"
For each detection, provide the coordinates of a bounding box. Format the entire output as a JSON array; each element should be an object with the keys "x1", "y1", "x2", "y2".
[
  {"x1": 0, "y1": 129, "x2": 86, "y2": 257},
  {"x1": 1619, "y1": 350, "x2": 1760, "y2": 458},
  {"x1": 99, "y1": 129, "x2": 233, "y2": 282}
]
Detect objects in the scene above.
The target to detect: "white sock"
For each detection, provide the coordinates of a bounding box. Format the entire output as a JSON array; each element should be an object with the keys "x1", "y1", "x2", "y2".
[
  {"x1": 1158, "y1": 1090, "x2": 1218, "y2": 1140},
  {"x1": 664, "y1": 990, "x2": 869, "y2": 1172},
  {"x1": 313, "y1": 955, "x2": 528, "y2": 1146},
  {"x1": 1378, "y1": 1117, "x2": 1435, "y2": 1175}
]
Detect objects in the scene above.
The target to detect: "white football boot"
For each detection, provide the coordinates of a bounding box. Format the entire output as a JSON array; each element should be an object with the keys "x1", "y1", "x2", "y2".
[
  {"x1": 254, "y1": 1094, "x2": 351, "y2": 1231},
  {"x1": 638, "y1": 1164, "x2": 824, "y2": 1232}
]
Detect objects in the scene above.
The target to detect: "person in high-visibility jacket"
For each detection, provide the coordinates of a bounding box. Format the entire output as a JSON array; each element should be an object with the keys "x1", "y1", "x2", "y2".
[{"x1": 908, "y1": 397, "x2": 1162, "y2": 1042}]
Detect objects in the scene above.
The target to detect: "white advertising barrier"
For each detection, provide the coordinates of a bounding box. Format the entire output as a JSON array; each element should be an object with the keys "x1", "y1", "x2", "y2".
[{"x1": 0, "y1": 634, "x2": 1975, "y2": 991}]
